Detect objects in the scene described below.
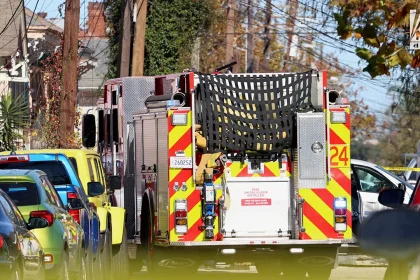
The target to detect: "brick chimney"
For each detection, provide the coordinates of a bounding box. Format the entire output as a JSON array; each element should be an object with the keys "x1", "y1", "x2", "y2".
[{"x1": 85, "y1": 2, "x2": 107, "y2": 37}]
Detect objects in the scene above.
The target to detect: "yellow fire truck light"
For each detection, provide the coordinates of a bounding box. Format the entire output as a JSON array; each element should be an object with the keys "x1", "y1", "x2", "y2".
[
  {"x1": 331, "y1": 111, "x2": 347, "y2": 124},
  {"x1": 172, "y1": 113, "x2": 187, "y2": 126},
  {"x1": 335, "y1": 217, "x2": 346, "y2": 223},
  {"x1": 176, "y1": 219, "x2": 187, "y2": 225}
]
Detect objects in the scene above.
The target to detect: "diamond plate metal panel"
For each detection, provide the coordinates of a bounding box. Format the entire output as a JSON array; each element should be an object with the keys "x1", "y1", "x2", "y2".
[
  {"x1": 156, "y1": 115, "x2": 169, "y2": 236},
  {"x1": 122, "y1": 77, "x2": 155, "y2": 240},
  {"x1": 168, "y1": 238, "x2": 355, "y2": 247},
  {"x1": 297, "y1": 113, "x2": 326, "y2": 189},
  {"x1": 142, "y1": 119, "x2": 157, "y2": 167}
]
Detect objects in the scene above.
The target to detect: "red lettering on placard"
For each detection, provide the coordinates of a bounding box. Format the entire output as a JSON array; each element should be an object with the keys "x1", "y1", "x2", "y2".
[{"x1": 241, "y1": 198, "x2": 272, "y2": 206}]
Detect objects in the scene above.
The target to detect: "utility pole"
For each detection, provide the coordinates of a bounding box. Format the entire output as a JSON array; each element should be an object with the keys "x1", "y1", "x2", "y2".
[
  {"x1": 283, "y1": 0, "x2": 298, "y2": 71},
  {"x1": 132, "y1": 0, "x2": 148, "y2": 76},
  {"x1": 261, "y1": 0, "x2": 272, "y2": 72},
  {"x1": 225, "y1": 0, "x2": 235, "y2": 65},
  {"x1": 60, "y1": 0, "x2": 80, "y2": 148},
  {"x1": 118, "y1": 0, "x2": 132, "y2": 77},
  {"x1": 246, "y1": 0, "x2": 254, "y2": 73}
]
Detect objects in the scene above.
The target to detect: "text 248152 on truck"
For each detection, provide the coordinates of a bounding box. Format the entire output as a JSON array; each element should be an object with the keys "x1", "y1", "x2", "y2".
[{"x1": 81, "y1": 69, "x2": 358, "y2": 279}]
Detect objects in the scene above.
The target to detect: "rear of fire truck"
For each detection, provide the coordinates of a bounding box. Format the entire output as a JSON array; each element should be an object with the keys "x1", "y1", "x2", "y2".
[{"x1": 97, "y1": 69, "x2": 354, "y2": 280}]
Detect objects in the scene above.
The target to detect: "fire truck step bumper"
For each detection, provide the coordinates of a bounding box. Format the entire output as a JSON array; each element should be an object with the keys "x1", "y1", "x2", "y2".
[{"x1": 168, "y1": 238, "x2": 355, "y2": 247}]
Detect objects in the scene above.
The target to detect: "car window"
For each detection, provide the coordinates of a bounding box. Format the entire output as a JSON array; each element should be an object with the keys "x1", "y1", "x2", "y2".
[
  {"x1": 87, "y1": 159, "x2": 95, "y2": 182},
  {"x1": 0, "y1": 161, "x2": 71, "y2": 185},
  {"x1": 375, "y1": 165, "x2": 414, "y2": 190},
  {"x1": 0, "y1": 194, "x2": 20, "y2": 225},
  {"x1": 69, "y1": 157, "x2": 79, "y2": 176},
  {"x1": 0, "y1": 182, "x2": 39, "y2": 206},
  {"x1": 409, "y1": 171, "x2": 418, "y2": 181},
  {"x1": 1, "y1": 194, "x2": 28, "y2": 228},
  {"x1": 95, "y1": 158, "x2": 106, "y2": 186},
  {"x1": 40, "y1": 176, "x2": 63, "y2": 208},
  {"x1": 354, "y1": 166, "x2": 396, "y2": 193}
]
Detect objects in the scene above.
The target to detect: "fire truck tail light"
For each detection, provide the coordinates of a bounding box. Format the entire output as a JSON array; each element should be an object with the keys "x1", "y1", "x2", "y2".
[
  {"x1": 333, "y1": 197, "x2": 347, "y2": 232},
  {"x1": 0, "y1": 155, "x2": 30, "y2": 162},
  {"x1": 331, "y1": 111, "x2": 347, "y2": 124},
  {"x1": 334, "y1": 208, "x2": 346, "y2": 216},
  {"x1": 175, "y1": 200, "x2": 188, "y2": 235},
  {"x1": 175, "y1": 210, "x2": 187, "y2": 218}
]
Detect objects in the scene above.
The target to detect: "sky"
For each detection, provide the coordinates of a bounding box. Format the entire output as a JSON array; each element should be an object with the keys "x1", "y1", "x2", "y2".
[{"x1": 24, "y1": 0, "x2": 393, "y2": 119}]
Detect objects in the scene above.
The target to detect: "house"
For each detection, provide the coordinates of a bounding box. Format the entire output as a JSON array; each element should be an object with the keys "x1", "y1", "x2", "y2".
[
  {"x1": 77, "y1": 2, "x2": 109, "y2": 138},
  {"x1": 24, "y1": 9, "x2": 63, "y2": 148},
  {"x1": 0, "y1": 0, "x2": 29, "y2": 148},
  {"x1": 26, "y1": 2, "x2": 109, "y2": 148}
]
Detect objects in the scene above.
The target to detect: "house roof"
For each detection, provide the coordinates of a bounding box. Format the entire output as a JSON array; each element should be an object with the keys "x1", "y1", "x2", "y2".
[
  {"x1": 0, "y1": 0, "x2": 25, "y2": 57},
  {"x1": 78, "y1": 37, "x2": 109, "y2": 90},
  {"x1": 25, "y1": 8, "x2": 63, "y2": 33}
]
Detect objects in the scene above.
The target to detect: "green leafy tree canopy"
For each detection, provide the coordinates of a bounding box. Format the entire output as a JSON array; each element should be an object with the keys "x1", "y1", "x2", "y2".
[{"x1": 331, "y1": 0, "x2": 420, "y2": 78}]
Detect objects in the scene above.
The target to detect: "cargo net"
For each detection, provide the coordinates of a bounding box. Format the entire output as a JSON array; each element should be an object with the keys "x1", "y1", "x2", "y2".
[{"x1": 196, "y1": 71, "x2": 314, "y2": 154}]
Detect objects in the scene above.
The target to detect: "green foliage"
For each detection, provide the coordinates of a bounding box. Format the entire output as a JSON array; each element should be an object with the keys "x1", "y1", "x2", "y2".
[
  {"x1": 103, "y1": 0, "x2": 122, "y2": 79},
  {"x1": 330, "y1": 0, "x2": 420, "y2": 78},
  {"x1": 0, "y1": 92, "x2": 29, "y2": 151},
  {"x1": 144, "y1": 0, "x2": 215, "y2": 76}
]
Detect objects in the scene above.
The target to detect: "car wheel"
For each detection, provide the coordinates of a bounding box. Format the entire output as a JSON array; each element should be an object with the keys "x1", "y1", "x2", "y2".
[{"x1": 111, "y1": 227, "x2": 129, "y2": 279}]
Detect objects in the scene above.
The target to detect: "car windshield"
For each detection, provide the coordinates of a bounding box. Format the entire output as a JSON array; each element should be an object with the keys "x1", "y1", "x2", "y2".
[
  {"x1": 375, "y1": 165, "x2": 414, "y2": 190},
  {"x1": 0, "y1": 182, "x2": 39, "y2": 206},
  {"x1": 0, "y1": 161, "x2": 71, "y2": 185}
]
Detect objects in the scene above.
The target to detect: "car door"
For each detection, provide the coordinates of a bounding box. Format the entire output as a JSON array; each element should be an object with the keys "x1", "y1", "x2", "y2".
[
  {"x1": 40, "y1": 176, "x2": 81, "y2": 270},
  {"x1": 0, "y1": 193, "x2": 45, "y2": 277},
  {"x1": 352, "y1": 164, "x2": 397, "y2": 222}
]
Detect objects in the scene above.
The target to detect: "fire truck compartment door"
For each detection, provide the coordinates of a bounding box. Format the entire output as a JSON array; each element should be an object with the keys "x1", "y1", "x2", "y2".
[
  {"x1": 222, "y1": 178, "x2": 291, "y2": 238},
  {"x1": 358, "y1": 191, "x2": 388, "y2": 222}
]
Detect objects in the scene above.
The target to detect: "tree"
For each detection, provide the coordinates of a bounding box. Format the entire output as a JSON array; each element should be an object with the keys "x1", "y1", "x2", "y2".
[
  {"x1": 330, "y1": 0, "x2": 420, "y2": 78},
  {"x1": 143, "y1": 0, "x2": 215, "y2": 76},
  {"x1": 103, "y1": 0, "x2": 122, "y2": 79},
  {"x1": 378, "y1": 81, "x2": 420, "y2": 166},
  {"x1": 33, "y1": 38, "x2": 82, "y2": 149},
  {"x1": 0, "y1": 92, "x2": 29, "y2": 151}
]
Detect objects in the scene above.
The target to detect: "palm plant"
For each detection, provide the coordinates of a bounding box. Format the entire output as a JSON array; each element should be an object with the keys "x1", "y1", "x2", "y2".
[{"x1": 0, "y1": 91, "x2": 29, "y2": 151}]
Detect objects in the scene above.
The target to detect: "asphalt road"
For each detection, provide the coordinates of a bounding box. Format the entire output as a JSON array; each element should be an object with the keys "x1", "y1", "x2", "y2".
[{"x1": 129, "y1": 266, "x2": 387, "y2": 280}]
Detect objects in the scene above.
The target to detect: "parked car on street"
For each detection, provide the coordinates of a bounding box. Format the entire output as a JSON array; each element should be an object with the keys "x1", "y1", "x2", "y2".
[
  {"x1": 0, "y1": 149, "x2": 128, "y2": 280},
  {"x1": 0, "y1": 169, "x2": 86, "y2": 280},
  {"x1": 0, "y1": 189, "x2": 47, "y2": 280},
  {"x1": 351, "y1": 159, "x2": 413, "y2": 234},
  {"x1": 0, "y1": 152, "x2": 102, "y2": 279}
]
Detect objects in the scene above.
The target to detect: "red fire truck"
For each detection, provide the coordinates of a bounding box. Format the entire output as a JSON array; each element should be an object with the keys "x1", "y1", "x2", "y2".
[{"x1": 81, "y1": 68, "x2": 355, "y2": 279}]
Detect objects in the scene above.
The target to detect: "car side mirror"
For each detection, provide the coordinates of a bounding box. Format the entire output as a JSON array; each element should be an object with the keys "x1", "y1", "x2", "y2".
[
  {"x1": 82, "y1": 114, "x2": 96, "y2": 148},
  {"x1": 87, "y1": 182, "x2": 105, "y2": 197},
  {"x1": 27, "y1": 217, "x2": 49, "y2": 230},
  {"x1": 68, "y1": 197, "x2": 84, "y2": 210},
  {"x1": 398, "y1": 183, "x2": 406, "y2": 192},
  {"x1": 107, "y1": 175, "x2": 121, "y2": 190},
  {"x1": 378, "y1": 188, "x2": 405, "y2": 208}
]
